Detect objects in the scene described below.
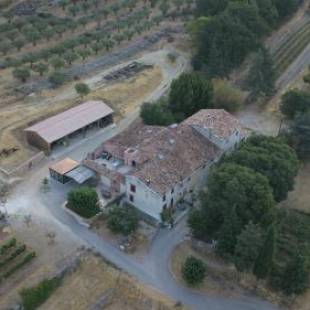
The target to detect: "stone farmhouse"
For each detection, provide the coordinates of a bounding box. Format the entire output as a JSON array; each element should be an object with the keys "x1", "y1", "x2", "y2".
[{"x1": 84, "y1": 109, "x2": 246, "y2": 222}]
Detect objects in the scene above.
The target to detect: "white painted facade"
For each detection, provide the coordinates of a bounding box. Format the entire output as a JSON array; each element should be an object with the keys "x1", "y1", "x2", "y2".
[{"x1": 124, "y1": 160, "x2": 214, "y2": 222}]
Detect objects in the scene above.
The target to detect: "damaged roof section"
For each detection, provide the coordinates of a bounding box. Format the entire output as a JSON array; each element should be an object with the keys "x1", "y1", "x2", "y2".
[
  {"x1": 100, "y1": 121, "x2": 165, "y2": 159},
  {"x1": 184, "y1": 109, "x2": 244, "y2": 140}
]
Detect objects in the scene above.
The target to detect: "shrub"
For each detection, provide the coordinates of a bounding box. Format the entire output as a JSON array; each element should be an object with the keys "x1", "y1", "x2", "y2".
[
  {"x1": 0, "y1": 237, "x2": 16, "y2": 254},
  {"x1": 67, "y1": 187, "x2": 100, "y2": 218},
  {"x1": 213, "y1": 78, "x2": 243, "y2": 112},
  {"x1": 280, "y1": 89, "x2": 310, "y2": 119},
  {"x1": 48, "y1": 71, "x2": 66, "y2": 88},
  {"x1": 75, "y1": 82, "x2": 90, "y2": 97},
  {"x1": 12, "y1": 67, "x2": 30, "y2": 82},
  {"x1": 182, "y1": 255, "x2": 206, "y2": 285},
  {"x1": 107, "y1": 205, "x2": 139, "y2": 236},
  {"x1": 20, "y1": 276, "x2": 62, "y2": 310},
  {"x1": 3, "y1": 252, "x2": 36, "y2": 278},
  {"x1": 0, "y1": 244, "x2": 26, "y2": 268}
]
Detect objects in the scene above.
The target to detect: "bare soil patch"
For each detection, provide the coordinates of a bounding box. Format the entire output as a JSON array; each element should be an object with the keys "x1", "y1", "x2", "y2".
[{"x1": 281, "y1": 162, "x2": 310, "y2": 213}]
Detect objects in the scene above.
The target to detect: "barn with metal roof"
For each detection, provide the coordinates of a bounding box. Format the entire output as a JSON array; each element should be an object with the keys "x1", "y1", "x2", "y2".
[{"x1": 24, "y1": 101, "x2": 113, "y2": 155}]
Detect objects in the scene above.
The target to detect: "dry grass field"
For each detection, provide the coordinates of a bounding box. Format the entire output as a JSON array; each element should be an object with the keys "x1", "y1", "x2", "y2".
[{"x1": 41, "y1": 253, "x2": 187, "y2": 310}]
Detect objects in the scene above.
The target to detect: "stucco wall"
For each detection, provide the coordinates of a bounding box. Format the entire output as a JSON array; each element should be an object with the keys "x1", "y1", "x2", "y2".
[
  {"x1": 125, "y1": 160, "x2": 214, "y2": 221},
  {"x1": 125, "y1": 175, "x2": 163, "y2": 221}
]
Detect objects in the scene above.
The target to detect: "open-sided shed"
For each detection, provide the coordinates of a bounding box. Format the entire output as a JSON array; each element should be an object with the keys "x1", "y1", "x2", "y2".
[
  {"x1": 25, "y1": 101, "x2": 113, "y2": 155},
  {"x1": 49, "y1": 157, "x2": 95, "y2": 184}
]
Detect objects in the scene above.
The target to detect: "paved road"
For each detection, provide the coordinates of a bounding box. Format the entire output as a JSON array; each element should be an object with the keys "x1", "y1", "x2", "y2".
[{"x1": 5, "y1": 50, "x2": 280, "y2": 310}]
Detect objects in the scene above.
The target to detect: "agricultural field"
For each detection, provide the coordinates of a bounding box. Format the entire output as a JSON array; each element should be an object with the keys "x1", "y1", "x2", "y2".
[
  {"x1": 0, "y1": 0, "x2": 193, "y2": 170},
  {"x1": 268, "y1": 8, "x2": 310, "y2": 77},
  {"x1": 0, "y1": 236, "x2": 36, "y2": 288}
]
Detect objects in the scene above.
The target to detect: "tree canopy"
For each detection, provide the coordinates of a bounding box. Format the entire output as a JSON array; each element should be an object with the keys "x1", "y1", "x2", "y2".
[
  {"x1": 67, "y1": 187, "x2": 99, "y2": 218},
  {"x1": 107, "y1": 205, "x2": 139, "y2": 236},
  {"x1": 191, "y1": 0, "x2": 301, "y2": 76},
  {"x1": 223, "y1": 135, "x2": 299, "y2": 202},
  {"x1": 280, "y1": 89, "x2": 310, "y2": 119},
  {"x1": 290, "y1": 111, "x2": 310, "y2": 160},
  {"x1": 207, "y1": 163, "x2": 275, "y2": 228},
  {"x1": 182, "y1": 256, "x2": 206, "y2": 286},
  {"x1": 169, "y1": 73, "x2": 213, "y2": 121}
]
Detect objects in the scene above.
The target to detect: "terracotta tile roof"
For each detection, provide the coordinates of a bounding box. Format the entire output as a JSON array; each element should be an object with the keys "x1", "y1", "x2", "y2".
[
  {"x1": 131, "y1": 124, "x2": 221, "y2": 194},
  {"x1": 49, "y1": 157, "x2": 79, "y2": 175},
  {"x1": 25, "y1": 101, "x2": 113, "y2": 144},
  {"x1": 183, "y1": 109, "x2": 243, "y2": 139},
  {"x1": 101, "y1": 120, "x2": 165, "y2": 159}
]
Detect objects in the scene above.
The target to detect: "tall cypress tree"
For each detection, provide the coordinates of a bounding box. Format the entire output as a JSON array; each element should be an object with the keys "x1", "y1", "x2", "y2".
[
  {"x1": 246, "y1": 47, "x2": 275, "y2": 98},
  {"x1": 216, "y1": 205, "x2": 241, "y2": 259},
  {"x1": 253, "y1": 224, "x2": 276, "y2": 279},
  {"x1": 281, "y1": 251, "x2": 309, "y2": 295}
]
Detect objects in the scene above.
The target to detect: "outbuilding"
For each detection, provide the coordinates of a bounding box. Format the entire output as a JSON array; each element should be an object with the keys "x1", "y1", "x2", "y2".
[
  {"x1": 25, "y1": 101, "x2": 113, "y2": 155},
  {"x1": 49, "y1": 157, "x2": 95, "y2": 184}
]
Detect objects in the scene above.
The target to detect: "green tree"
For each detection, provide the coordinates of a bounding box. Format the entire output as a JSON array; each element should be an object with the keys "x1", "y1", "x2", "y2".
[
  {"x1": 107, "y1": 205, "x2": 139, "y2": 236},
  {"x1": 74, "y1": 82, "x2": 90, "y2": 97},
  {"x1": 63, "y1": 51, "x2": 78, "y2": 65},
  {"x1": 303, "y1": 66, "x2": 310, "y2": 84},
  {"x1": 33, "y1": 63, "x2": 48, "y2": 76},
  {"x1": 213, "y1": 78, "x2": 243, "y2": 112},
  {"x1": 67, "y1": 187, "x2": 99, "y2": 218},
  {"x1": 0, "y1": 39, "x2": 12, "y2": 55},
  {"x1": 224, "y1": 135, "x2": 299, "y2": 202},
  {"x1": 49, "y1": 71, "x2": 66, "y2": 88},
  {"x1": 274, "y1": 0, "x2": 299, "y2": 19},
  {"x1": 280, "y1": 89, "x2": 310, "y2": 119},
  {"x1": 140, "y1": 99, "x2": 175, "y2": 126},
  {"x1": 253, "y1": 224, "x2": 276, "y2": 279},
  {"x1": 182, "y1": 256, "x2": 206, "y2": 285},
  {"x1": 234, "y1": 222, "x2": 263, "y2": 272},
  {"x1": 12, "y1": 68, "x2": 30, "y2": 82},
  {"x1": 49, "y1": 56, "x2": 65, "y2": 70},
  {"x1": 195, "y1": 0, "x2": 228, "y2": 16},
  {"x1": 290, "y1": 111, "x2": 310, "y2": 160},
  {"x1": 246, "y1": 48, "x2": 276, "y2": 97},
  {"x1": 281, "y1": 250, "x2": 309, "y2": 295},
  {"x1": 169, "y1": 73, "x2": 213, "y2": 121},
  {"x1": 216, "y1": 205, "x2": 241, "y2": 258},
  {"x1": 191, "y1": 11, "x2": 258, "y2": 76},
  {"x1": 207, "y1": 163, "x2": 275, "y2": 228},
  {"x1": 187, "y1": 208, "x2": 209, "y2": 240}
]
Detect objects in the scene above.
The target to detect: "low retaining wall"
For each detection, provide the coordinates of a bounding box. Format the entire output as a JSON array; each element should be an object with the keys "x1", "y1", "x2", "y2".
[{"x1": 0, "y1": 151, "x2": 46, "y2": 183}]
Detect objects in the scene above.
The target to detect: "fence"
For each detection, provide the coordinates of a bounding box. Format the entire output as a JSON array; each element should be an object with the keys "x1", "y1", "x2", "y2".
[{"x1": 0, "y1": 151, "x2": 46, "y2": 183}]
